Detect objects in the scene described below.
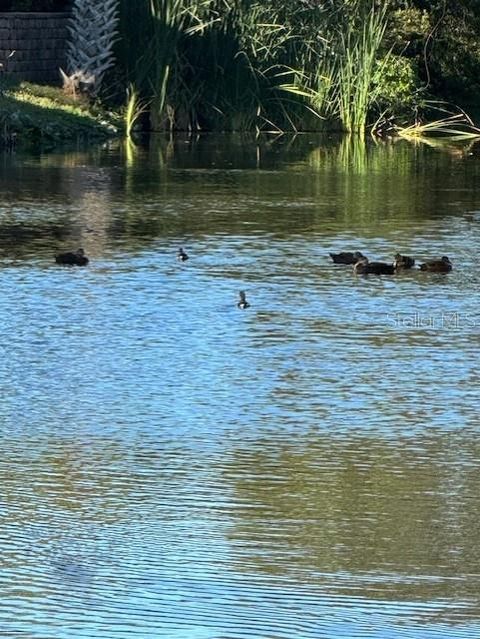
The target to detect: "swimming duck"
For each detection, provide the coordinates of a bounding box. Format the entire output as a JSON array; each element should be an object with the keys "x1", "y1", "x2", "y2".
[
  {"x1": 237, "y1": 291, "x2": 250, "y2": 309},
  {"x1": 394, "y1": 253, "x2": 415, "y2": 269},
  {"x1": 419, "y1": 256, "x2": 452, "y2": 272},
  {"x1": 329, "y1": 251, "x2": 365, "y2": 265},
  {"x1": 55, "y1": 248, "x2": 89, "y2": 266},
  {"x1": 177, "y1": 247, "x2": 189, "y2": 261},
  {"x1": 353, "y1": 256, "x2": 395, "y2": 275}
]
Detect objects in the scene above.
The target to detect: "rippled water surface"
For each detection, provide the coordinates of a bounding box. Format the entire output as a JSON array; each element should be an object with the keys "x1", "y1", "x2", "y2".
[{"x1": 1, "y1": 135, "x2": 480, "y2": 638}]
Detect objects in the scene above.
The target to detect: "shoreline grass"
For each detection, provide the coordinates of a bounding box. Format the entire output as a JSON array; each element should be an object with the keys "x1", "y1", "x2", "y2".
[{"x1": 0, "y1": 81, "x2": 120, "y2": 148}]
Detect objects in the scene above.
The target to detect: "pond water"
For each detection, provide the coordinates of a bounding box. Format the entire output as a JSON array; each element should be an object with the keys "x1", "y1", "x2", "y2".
[{"x1": 1, "y1": 134, "x2": 480, "y2": 638}]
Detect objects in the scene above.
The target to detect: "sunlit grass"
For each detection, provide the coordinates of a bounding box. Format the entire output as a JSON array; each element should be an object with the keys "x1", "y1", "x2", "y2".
[
  {"x1": 0, "y1": 80, "x2": 119, "y2": 145},
  {"x1": 395, "y1": 103, "x2": 480, "y2": 140},
  {"x1": 279, "y1": 1, "x2": 390, "y2": 133},
  {"x1": 336, "y1": 2, "x2": 390, "y2": 134},
  {"x1": 395, "y1": 113, "x2": 480, "y2": 139},
  {"x1": 125, "y1": 84, "x2": 150, "y2": 138}
]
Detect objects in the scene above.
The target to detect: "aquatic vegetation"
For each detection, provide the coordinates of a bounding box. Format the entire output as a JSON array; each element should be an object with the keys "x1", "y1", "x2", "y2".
[
  {"x1": 396, "y1": 116, "x2": 480, "y2": 140},
  {"x1": 116, "y1": 0, "x2": 397, "y2": 132},
  {"x1": 5, "y1": 0, "x2": 480, "y2": 137},
  {"x1": 395, "y1": 105, "x2": 480, "y2": 139},
  {"x1": 125, "y1": 84, "x2": 149, "y2": 138},
  {"x1": 335, "y1": 1, "x2": 391, "y2": 134}
]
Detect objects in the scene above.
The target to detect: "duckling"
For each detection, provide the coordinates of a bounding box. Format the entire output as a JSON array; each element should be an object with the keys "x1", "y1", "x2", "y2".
[
  {"x1": 55, "y1": 248, "x2": 89, "y2": 266},
  {"x1": 353, "y1": 256, "x2": 395, "y2": 275},
  {"x1": 394, "y1": 253, "x2": 415, "y2": 269},
  {"x1": 237, "y1": 291, "x2": 250, "y2": 309},
  {"x1": 419, "y1": 256, "x2": 452, "y2": 273},
  {"x1": 329, "y1": 251, "x2": 365, "y2": 265},
  {"x1": 177, "y1": 247, "x2": 189, "y2": 261}
]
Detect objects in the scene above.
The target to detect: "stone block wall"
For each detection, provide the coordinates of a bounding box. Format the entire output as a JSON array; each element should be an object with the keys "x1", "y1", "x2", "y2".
[{"x1": 0, "y1": 12, "x2": 70, "y2": 84}]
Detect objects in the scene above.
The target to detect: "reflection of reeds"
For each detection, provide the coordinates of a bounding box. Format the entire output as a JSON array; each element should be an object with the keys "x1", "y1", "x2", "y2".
[
  {"x1": 337, "y1": 135, "x2": 368, "y2": 173},
  {"x1": 306, "y1": 136, "x2": 370, "y2": 175},
  {"x1": 1, "y1": 116, "x2": 17, "y2": 149},
  {"x1": 124, "y1": 137, "x2": 138, "y2": 168}
]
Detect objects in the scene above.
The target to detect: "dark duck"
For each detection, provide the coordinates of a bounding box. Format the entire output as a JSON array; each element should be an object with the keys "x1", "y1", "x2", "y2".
[
  {"x1": 419, "y1": 256, "x2": 452, "y2": 273},
  {"x1": 393, "y1": 253, "x2": 415, "y2": 269},
  {"x1": 177, "y1": 247, "x2": 189, "y2": 261},
  {"x1": 55, "y1": 248, "x2": 89, "y2": 266},
  {"x1": 330, "y1": 250, "x2": 365, "y2": 265},
  {"x1": 237, "y1": 291, "x2": 250, "y2": 309},
  {"x1": 353, "y1": 256, "x2": 395, "y2": 275}
]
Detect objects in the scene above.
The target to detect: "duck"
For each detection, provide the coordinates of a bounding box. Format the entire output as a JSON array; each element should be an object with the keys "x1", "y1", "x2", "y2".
[
  {"x1": 237, "y1": 291, "x2": 250, "y2": 309},
  {"x1": 177, "y1": 247, "x2": 189, "y2": 261},
  {"x1": 394, "y1": 253, "x2": 415, "y2": 269},
  {"x1": 55, "y1": 248, "x2": 89, "y2": 266},
  {"x1": 419, "y1": 256, "x2": 452, "y2": 272},
  {"x1": 353, "y1": 256, "x2": 395, "y2": 275},
  {"x1": 329, "y1": 251, "x2": 365, "y2": 265}
]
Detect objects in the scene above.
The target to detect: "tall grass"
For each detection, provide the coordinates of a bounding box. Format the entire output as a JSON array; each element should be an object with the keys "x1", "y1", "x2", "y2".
[
  {"x1": 115, "y1": 0, "x2": 392, "y2": 133},
  {"x1": 178, "y1": 1, "x2": 307, "y2": 131},
  {"x1": 115, "y1": 0, "x2": 326, "y2": 131},
  {"x1": 281, "y1": 1, "x2": 391, "y2": 133},
  {"x1": 336, "y1": 2, "x2": 390, "y2": 134},
  {"x1": 394, "y1": 104, "x2": 480, "y2": 139},
  {"x1": 147, "y1": 0, "x2": 202, "y2": 129},
  {"x1": 125, "y1": 84, "x2": 149, "y2": 137},
  {"x1": 117, "y1": 0, "x2": 209, "y2": 131}
]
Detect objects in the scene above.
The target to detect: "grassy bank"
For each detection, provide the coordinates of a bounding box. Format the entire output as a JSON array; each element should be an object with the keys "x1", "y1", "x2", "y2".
[{"x1": 0, "y1": 81, "x2": 119, "y2": 149}]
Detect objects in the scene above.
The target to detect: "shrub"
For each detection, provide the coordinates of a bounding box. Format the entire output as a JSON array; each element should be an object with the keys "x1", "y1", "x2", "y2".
[{"x1": 373, "y1": 54, "x2": 421, "y2": 113}]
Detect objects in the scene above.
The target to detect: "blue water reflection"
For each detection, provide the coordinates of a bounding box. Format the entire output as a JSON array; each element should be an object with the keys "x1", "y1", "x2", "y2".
[{"x1": 0, "y1": 135, "x2": 480, "y2": 638}]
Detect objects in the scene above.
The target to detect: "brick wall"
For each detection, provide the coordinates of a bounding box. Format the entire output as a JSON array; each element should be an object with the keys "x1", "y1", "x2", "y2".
[{"x1": 0, "y1": 12, "x2": 70, "y2": 84}]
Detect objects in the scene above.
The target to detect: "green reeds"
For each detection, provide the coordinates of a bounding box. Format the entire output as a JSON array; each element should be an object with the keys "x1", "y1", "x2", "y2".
[
  {"x1": 180, "y1": 1, "x2": 302, "y2": 131},
  {"x1": 335, "y1": 1, "x2": 390, "y2": 134},
  {"x1": 148, "y1": 0, "x2": 189, "y2": 129},
  {"x1": 116, "y1": 0, "x2": 318, "y2": 131},
  {"x1": 125, "y1": 84, "x2": 149, "y2": 137},
  {"x1": 395, "y1": 113, "x2": 480, "y2": 140},
  {"x1": 117, "y1": 0, "x2": 205, "y2": 131},
  {"x1": 280, "y1": 1, "x2": 390, "y2": 133},
  {"x1": 116, "y1": 0, "x2": 394, "y2": 133}
]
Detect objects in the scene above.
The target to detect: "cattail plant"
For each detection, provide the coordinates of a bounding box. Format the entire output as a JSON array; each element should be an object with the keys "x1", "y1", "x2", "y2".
[
  {"x1": 335, "y1": 1, "x2": 390, "y2": 134},
  {"x1": 62, "y1": 0, "x2": 119, "y2": 97}
]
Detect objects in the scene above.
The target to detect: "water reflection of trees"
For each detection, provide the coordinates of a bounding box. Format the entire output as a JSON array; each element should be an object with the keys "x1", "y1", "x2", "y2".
[
  {"x1": 223, "y1": 433, "x2": 480, "y2": 618},
  {"x1": 0, "y1": 149, "x2": 115, "y2": 259},
  {"x1": 2, "y1": 135, "x2": 480, "y2": 260}
]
